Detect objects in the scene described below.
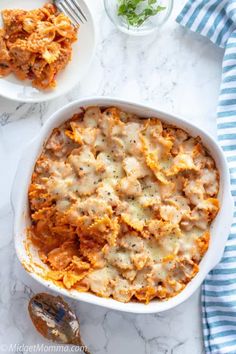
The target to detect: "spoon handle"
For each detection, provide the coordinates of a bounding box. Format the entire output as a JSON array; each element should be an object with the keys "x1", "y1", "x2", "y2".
[{"x1": 71, "y1": 336, "x2": 92, "y2": 354}]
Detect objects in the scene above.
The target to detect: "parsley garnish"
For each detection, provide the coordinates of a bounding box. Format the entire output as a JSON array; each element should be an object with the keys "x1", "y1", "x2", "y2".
[{"x1": 117, "y1": 0, "x2": 166, "y2": 27}]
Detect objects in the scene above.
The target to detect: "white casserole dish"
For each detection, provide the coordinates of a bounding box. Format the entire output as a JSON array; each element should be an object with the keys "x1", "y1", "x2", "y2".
[{"x1": 11, "y1": 97, "x2": 234, "y2": 314}]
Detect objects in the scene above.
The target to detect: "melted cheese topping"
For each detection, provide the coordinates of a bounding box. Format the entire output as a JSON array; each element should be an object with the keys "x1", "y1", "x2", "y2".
[{"x1": 28, "y1": 106, "x2": 220, "y2": 303}]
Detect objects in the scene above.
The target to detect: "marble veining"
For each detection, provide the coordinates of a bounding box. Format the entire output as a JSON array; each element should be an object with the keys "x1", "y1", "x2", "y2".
[{"x1": 0, "y1": 0, "x2": 225, "y2": 353}]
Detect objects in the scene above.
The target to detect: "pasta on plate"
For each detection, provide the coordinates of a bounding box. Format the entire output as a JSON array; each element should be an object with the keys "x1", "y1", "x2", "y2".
[
  {"x1": 0, "y1": 3, "x2": 77, "y2": 89},
  {"x1": 28, "y1": 106, "x2": 220, "y2": 303}
]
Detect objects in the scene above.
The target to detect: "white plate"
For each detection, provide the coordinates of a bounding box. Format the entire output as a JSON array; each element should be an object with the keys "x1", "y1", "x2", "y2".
[{"x1": 0, "y1": 0, "x2": 96, "y2": 102}]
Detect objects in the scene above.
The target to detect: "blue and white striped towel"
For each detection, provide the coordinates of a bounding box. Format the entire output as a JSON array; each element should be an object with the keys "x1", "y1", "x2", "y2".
[{"x1": 177, "y1": 1, "x2": 236, "y2": 353}]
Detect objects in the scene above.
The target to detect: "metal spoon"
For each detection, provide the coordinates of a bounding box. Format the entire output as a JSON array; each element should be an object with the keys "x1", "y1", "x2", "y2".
[{"x1": 28, "y1": 293, "x2": 91, "y2": 354}]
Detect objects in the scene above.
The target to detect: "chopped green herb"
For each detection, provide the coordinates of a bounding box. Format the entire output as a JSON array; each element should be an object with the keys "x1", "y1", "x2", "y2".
[{"x1": 117, "y1": 0, "x2": 166, "y2": 27}]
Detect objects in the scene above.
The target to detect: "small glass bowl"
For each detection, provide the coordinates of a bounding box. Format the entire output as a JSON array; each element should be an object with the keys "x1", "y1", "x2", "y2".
[{"x1": 104, "y1": 0, "x2": 173, "y2": 36}]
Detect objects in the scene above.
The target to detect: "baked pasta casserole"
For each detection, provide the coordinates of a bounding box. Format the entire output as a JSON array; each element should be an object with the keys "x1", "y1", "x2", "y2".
[
  {"x1": 28, "y1": 106, "x2": 220, "y2": 303},
  {"x1": 0, "y1": 3, "x2": 77, "y2": 89}
]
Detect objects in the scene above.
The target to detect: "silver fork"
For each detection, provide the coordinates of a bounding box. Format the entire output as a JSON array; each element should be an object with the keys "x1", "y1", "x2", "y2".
[{"x1": 54, "y1": 0, "x2": 87, "y2": 26}]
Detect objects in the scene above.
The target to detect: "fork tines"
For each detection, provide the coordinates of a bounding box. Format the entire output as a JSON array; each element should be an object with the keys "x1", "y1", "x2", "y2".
[{"x1": 57, "y1": 0, "x2": 87, "y2": 27}]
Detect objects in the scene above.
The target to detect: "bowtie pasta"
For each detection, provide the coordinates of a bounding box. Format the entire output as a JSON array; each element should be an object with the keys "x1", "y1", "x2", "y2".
[
  {"x1": 0, "y1": 3, "x2": 77, "y2": 89},
  {"x1": 28, "y1": 106, "x2": 220, "y2": 303}
]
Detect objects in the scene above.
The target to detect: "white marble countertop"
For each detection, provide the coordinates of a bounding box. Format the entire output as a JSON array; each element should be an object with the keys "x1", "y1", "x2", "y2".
[{"x1": 0, "y1": 0, "x2": 225, "y2": 353}]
